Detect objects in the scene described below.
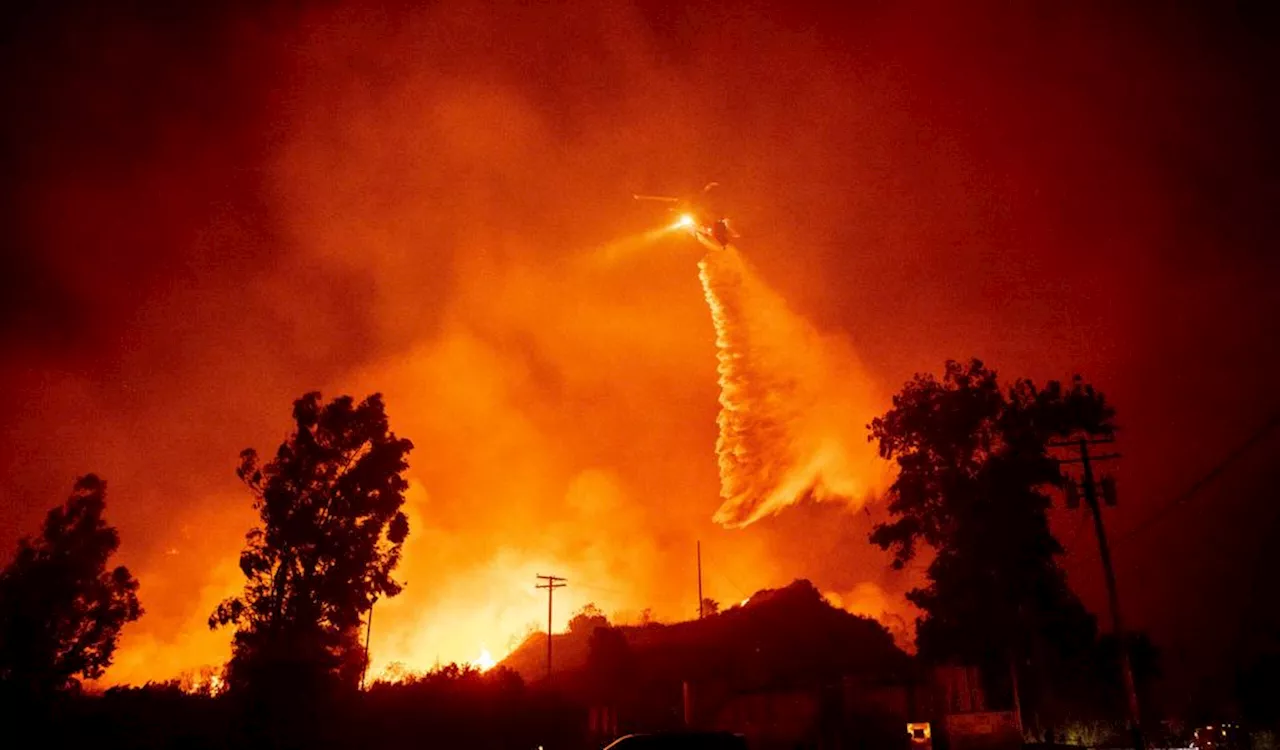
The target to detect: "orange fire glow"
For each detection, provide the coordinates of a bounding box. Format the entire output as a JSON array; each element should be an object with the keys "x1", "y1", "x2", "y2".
[
  {"x1": 471, "y1": 647, "x2": 497, "y2": 672},
  {"x1": 5, "y1": 2, "x2": 937, "y2": 688},
  {"x1": 5, "y1": 0, "x2": 1271, "y2": 698}
]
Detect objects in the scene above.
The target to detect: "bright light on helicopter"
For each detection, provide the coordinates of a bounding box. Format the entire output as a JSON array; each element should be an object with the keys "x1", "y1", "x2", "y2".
[{"x1": 674, "y1": 214, "x2": 696, "y2": 228}]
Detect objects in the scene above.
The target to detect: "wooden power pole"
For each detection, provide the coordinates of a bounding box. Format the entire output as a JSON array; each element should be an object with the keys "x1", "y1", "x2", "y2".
[
  {"x1": 1053, "y1": 436, "x2": 1143, "y2": 750},
  {"x1": 697, "y1": 541, "x2": 704, "y2": 619},
  {"x1": 536, "y1": 574, "x2": 567, "y2": 683}
]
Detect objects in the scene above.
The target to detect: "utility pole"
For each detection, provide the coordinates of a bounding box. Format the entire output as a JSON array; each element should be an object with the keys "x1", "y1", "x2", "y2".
[
  {"x1": 1052, "y1": 436, "x2": 1143, "y2": 750},
  {"x1": 697, "y1": 541, "x2": 704, "y2": 619},
  {"x1": 536, "y1": 574, "x2": 567, "y2": 683},
  {"x1": 360, "y1": 596, "x2": 376, "y2": 691}
]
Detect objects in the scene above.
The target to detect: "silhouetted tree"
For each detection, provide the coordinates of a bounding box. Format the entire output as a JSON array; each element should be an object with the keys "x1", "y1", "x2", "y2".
[
  {"x1": 568, "y1": 603, "x2": 609, "y2": 634},
  {"x1": 210, "y1": 392, "x2": 413, "y2": 697},
  {"x1": 701, "y1": 598, "x2": 721, "y2": 617},
  {"x1": 0, "y1": 475, "x2": 141, "y2": 695},
  {"x1": 870, "y1": 359, "x2": 1112, "y2": 711}
]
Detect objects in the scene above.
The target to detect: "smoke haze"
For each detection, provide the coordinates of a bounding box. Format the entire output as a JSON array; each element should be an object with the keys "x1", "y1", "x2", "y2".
[{"x1": 2, "y1": 1, "x2": 1277, "y2": 694}]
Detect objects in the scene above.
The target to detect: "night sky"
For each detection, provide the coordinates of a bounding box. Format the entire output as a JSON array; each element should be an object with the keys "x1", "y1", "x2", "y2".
[{"x1": 2, "y1": 1, "x2": 1278, "y2": 706}]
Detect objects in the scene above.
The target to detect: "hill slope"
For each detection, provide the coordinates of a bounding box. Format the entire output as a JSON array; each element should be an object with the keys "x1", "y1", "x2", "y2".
[{"x1": 502, "y1": 579, "x2": 910, "y2": 691}]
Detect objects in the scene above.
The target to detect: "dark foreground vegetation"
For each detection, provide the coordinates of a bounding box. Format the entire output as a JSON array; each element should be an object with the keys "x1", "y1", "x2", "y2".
[{"x1": 18, "y1": 667, "x2": 584, "y2": 750}]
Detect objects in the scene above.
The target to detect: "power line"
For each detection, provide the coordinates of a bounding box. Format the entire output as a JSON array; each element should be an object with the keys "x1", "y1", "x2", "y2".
[
  {"x1": 572, "y1": 581, "x2": 626, "y2": 597},
  {"x1": 1066, "y1": 412, "x2": 1280, "y2": 569},
  {"x1": 700, "y1": 547, "x2": 748, "y2": 599},
  {"x1": 1114, "y1": 411, "x2": 1280, "y2": 545}
]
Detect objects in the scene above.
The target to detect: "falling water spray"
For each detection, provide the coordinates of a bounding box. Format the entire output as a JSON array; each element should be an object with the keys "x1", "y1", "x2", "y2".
[{"x1": 698, "y1": 246, "x2": 886, "y2": 527}]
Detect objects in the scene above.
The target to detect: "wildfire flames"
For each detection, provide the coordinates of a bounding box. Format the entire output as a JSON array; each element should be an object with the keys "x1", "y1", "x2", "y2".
[
  {"x1": 4, "y1": 0, "x2": 1267, "y2": 699},
  {"x1": 471, "y1": 647, "x2": 496, "y2": 672},
  {"x1": 698, "y1": 245, "x2": 888, "y2": 528},
  {"x1": 3, "y1": 1, "x2": 930, "y2": 689},
  {"x1": 178, "y1": 666, "x2": 226, "y2": 696}
]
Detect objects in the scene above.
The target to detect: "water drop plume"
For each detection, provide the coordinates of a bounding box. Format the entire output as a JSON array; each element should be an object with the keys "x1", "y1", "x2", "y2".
[{"x1": 698, "y1": 246, "x2": 886, "y2": 528}]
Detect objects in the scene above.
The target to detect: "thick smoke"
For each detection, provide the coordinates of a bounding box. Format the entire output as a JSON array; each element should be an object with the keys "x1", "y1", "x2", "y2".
[
  {"x1": 6, "y1": 0, "x2": 1273, "y2": 691},
  {"x1": 698, "y1": 244, "x2": 888, "y2": 528}
]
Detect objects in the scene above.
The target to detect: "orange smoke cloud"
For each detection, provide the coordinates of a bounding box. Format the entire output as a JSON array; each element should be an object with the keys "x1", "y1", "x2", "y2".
[
  {"x1": 825, "y1": 582, "x2": 914, "y2": 652},
  {"x1": 7, "y1": 0, "x2": 1274, "y2": 698},
  {"x1": 5, "y1": 1, "x2": 930, "y2": 686},
  {"x1": 699, "y1": 245, "x2": 889, "y2": 528}
]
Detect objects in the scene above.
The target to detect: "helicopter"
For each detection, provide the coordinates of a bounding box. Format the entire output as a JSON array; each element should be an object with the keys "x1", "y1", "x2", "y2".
[{"x1": 633, "y1": 182, "x2": 738, "y2": 249}]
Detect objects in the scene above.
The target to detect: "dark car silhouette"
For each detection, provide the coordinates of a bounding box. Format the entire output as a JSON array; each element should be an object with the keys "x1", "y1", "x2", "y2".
[{"x1": 603, "y1": 732, "x2": 749, "y2": 750}]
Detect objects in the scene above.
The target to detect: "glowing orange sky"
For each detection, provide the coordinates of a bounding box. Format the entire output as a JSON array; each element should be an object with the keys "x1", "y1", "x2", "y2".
[{"x1": 2, "y1": 1, "x2": 1278, "y2": 691}]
